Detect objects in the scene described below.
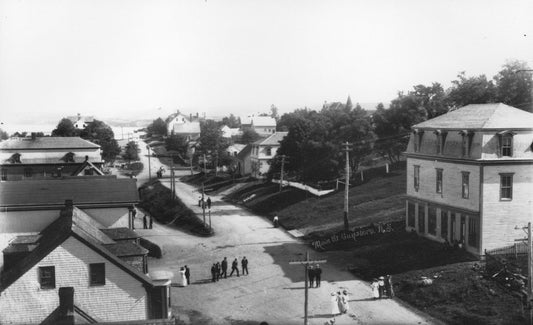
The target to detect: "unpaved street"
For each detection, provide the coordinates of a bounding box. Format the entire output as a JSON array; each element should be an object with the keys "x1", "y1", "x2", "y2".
[{"x1": 131, "y1": 143, "x2": 439, "y2": 325}]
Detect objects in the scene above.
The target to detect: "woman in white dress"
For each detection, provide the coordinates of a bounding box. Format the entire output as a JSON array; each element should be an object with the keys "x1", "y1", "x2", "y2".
[
  {"x1": 341, "y1": 290, "x2": 349, "y2": 314},
  {"x1": 179, "y1": 267, "x2": 187, "y2": 287},
  {"x1": 330, "y1": 292, "x2": 340, "y2": 316},
  {"x1": 370, "y1": 279, "x2": 380, "y2": 299}
]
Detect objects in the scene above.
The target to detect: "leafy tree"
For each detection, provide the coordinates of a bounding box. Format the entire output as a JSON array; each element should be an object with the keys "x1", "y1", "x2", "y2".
[
  {"x1": 123, "y1": 141, "x2": 140, "y2": 162},
  {"x1": 221, "y1": 114, "x2": 241, "y2": 128},
  {"x1": 494, "y1": 60, "x2": 533, "y2": 112},
  {"x1": 448, "y1": 72, "x2": 496, "y2": 108},
  {"x1": 240, "y1": 128, "x2": 261, "y2": 144},
  {"x1": 79, "y1": 120, "x2": 121, "y2": 162},
  {"x1": 165, "y1": 133, "x2": 189, "y2": 158},
  {"x1": 0, "y1": 128, "x2": 8, "y2": 140},
  {"x1": 198, "y1": 120, "x2": 229, "y2": 170},
  {"x1": 270, "y1": 105, "x2": 279, "y2": 122},
  {"x1": 147, "y1": 118, "x2": 168, "y2": 136},
  {"x1": 52, "y1": 118, "x2": 78, "y2": 137}
]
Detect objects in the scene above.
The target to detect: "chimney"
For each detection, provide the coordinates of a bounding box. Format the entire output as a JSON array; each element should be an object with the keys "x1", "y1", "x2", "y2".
[
  {"x1": 65, "y1": 200, "x2": 73, "y2": 208},
  {"x1": 57, "y1": 287, "x2": 75, "y2": 325},
  {"x1": 85, "y1": 155, "x2": 89, "y2": 162}
]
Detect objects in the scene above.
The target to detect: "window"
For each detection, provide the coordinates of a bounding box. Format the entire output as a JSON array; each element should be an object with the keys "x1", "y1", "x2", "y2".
[
  {"x1": 460, "y1": 131, "x2": 473, "y2": 158},
  {"x1": 24, "y1": 168, "x2": 33, "y2": 178},
  {"x1": 436, "y1": 169, "x2": 443, "y2": 194},
  {"x1": 414, "y1": 165, "x2": 420, "y2": 191},
  {"x1": 407, "y1": 202, "x2": 416, "y2": 227},
  {"x1": 500, "y1": 134, "x2": 513, "y2": 157},
  {"x1": 39, "y1": 266, "x2": 55, "y2": 289},
  {"x1": 1, "y1": 168, "x2": 6, "y2": 181},
  {"x1": 418, "y1": 206, "x2": 425, "y2": 233},
  {"x1": 428, "y1": 207, "x2": 437, "y2": 235},
  {"x1": 89, "y1": 263, "x2": 106, "y2": 286},
  {"x1": 468, "y1": 216, "x2": 479, "y2": 248},
  {"x1": 413, "y1": 130, "x2": 424, "y2": 153},
  {"x1": 435, "y1": 130, "x2": 447, "y2": 155},
  {"x1": 266, "y1": 147, "x2": 272, "y2": 156},
  {"x1": 461, "y1": 172, "x2": 469, "y2": 199},
  {"x1": 440, "y1": 210, "x2": 448, "y2": 240},
  {"x1": 500, "y1": 174, "x2": 513, "y2": 200}
]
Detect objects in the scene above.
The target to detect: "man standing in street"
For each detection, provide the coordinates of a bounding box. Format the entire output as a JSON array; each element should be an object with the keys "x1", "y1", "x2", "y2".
[
  {"x1": 221, "y1": 257, "x2": 228, "y2": 279},
  {"x1": 215, "y1": 262, "x2": 221, "y2": 281},
  {"x1": 308, "y1": 265, "x2": 315, "y2": 288},
  {"x1": 315, "y1": 264, "x2": 322, "y2": 287},
  {"x1": 143, "y1": 215, "x2": 147, "y2": 229},
  {"x1": 230, "y1": 258, "x2": 240, "y2": 277},
  {"x1": 211, "y1": 264, "x2": 216, "y2": 282},
  {"x1": 207, "y1": 197, "x2": 212, "y2": 209},
  {"x1": 241, "y1": 256, "x2": 249, "y2": 275},
  {"x1": 184, "y1": 265, "x2": 191, "y2": 285}
]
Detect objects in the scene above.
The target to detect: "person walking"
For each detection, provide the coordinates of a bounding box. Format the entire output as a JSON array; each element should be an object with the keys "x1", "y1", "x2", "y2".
[
  {"x1": 370, "y1": 278, "x2": 380, "y2": 299},
  {"x1": 143, "y1": 215, "x2": 147, "y2": 229},
  {"x1": 241, "y1": 256, "x2": 249, "y2": 275},
  {"x1": 149, "y1": 215, "x2": 153, "y2": 229},
  {"x1": 207, "y1": 197, "x2": 212, "y2": 209},
  {"x1": 341, "y1": 290, "x2": 349, "y2": 314},
  {"x1": 378, "y1": 276, "x2": 385, "y2": 298},
  {"x1": 215, "y1": 262, "x2": 221, "y2": 281},
  {"x1": 230, "y1": 258, "x2": 240, "y2": 277},
  {"x1": 385, "y1": 275, "x2": 395, "y2": 298},
  {"x1": 330, "y1": 292, "x2": 340, "y2": 317},
  {"x1": 179, "y1": 267, "x2": 187, "y2": 287},
  {"x1": 211, "y1": 264, "x2": 217, "y2": 282},
  {"x1": 221, "y1": 257, "x2": 228, "y2": 279},
  {"x1": 273, "y1": 215, "x2": 279, "y2": 228},
  {"x1": 307, "y1": 265, "x2": 315, "y2": 288},
  {"x1": 315, "y1": 264, "x2": 322, "y2": 287},
  {"x1": 184, "y1": 265, "x2": 191, "y2": 285}
]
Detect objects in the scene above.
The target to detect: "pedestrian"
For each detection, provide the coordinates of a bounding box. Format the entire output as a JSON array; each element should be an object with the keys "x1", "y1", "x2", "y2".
[
  {"x1": 385, "y1": 275, "x2": 395, "y2": 298},
  {"x1": 336, "y1": 291, "x2": 345, "y2": 314},
  {"x1": 241, "y1": 256, "x2": 249, "y2": 275},
  {"x1": 230, "y1": 258, "x2": 240, "y2": 277},
  {"x1": 179, "y1": 267, "x2": 187, "y2": 287},
  {"x1": 149, "y1": 215, "x2": 153, "y2": 229},
  {"x1": 215, "y1": 262, "x2": 221, "y2": 281},
  {"x1": 370, "y1": 278, "x2": 380, "y2": 299},
  {"x1": 315, "y1": 264, "x2": 322, "y2": 287},
  {"x1": 378, "y1": 276, "x2": 385, "y2": 298},
  {"x1": 185, "y1": 265, "x2": 191, "y2": 285},
  {"x1": 330, "y1": 292, "x2": 340, "y2": 317},
  {"x1": 308, "y1": 265, "x2": 315, "y2": 288},
  {"x1": 207, "y1": 197, "x2": 212, "y2": 209},
  {"x1": 273, "y1": 215, "x2": 279, "y2": 228},
  {"x1": 143, "y1": 215, "x2": 147, "y2": 229},
  {"x1": 221, "y1": 257, "x2": 228, "y2": 279},
  {"x1": 211, "y1": 264, "x2": 217, "y2": 282},
  {"x1": 341, "y1": 290, "x2": 349, "y2": 314}
]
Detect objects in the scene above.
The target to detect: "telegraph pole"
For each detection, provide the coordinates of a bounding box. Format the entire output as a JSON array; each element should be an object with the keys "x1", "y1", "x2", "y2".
[
  {"x1": 289, "y1": 251, "x2": 327, "y2": 325},
  {"x1": 278, "y1": 155, "x2": 288, "y2": 192},
  {"x1": 516, "y1": 222, "x2": 532, "y2": 325},
  {"x1": 342, "y1": 142, "x2": 352, "y2": 232},
  {"x1": 202, "y1": 182, "x2": 206, "y2": 226},
  {"x1": 146, "y1": 145, "x2": 152, "y2": 181}
]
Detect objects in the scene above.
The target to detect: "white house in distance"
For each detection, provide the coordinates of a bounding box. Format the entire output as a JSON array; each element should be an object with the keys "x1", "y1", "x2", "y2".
[
  {"x1": 405, "y1": 103, "x2": 533, "y2": 255},
  {"x1": 241, "y1": 115, "x2": 277, "y2": 136},
  {"x1": 166, "y1": 112, "x2": 201, "y2": 141},
  {"x1": 66, "y1": 114, "x2": 95, "y2": 129},
  {"x1": 250, "y1": 132, "x2": 288, "y2": 178},
  {"x1": 0, "y1": 206, "x2": 172, "y2": 324}
]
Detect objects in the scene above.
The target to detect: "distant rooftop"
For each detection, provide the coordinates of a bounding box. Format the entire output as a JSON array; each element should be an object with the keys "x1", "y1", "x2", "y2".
[
  {"x1": 414, "y1": 103, "x2": 533, "y2": 130},
  {"x1": 0, "y1": 137, "x2": 100, "y2": 150},
  {"x1": 254, "y1": 132, "x2": 288, "y2": 146}
]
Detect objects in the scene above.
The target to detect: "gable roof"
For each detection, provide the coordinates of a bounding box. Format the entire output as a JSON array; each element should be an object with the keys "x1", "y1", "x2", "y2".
[
  {"x1": 0, "y1": 207, "x2": 153, "y2": 293},
  {"x1": 253, "y1": 132, "x2": 288, "y2": 146},
  {"x1": 171, "y1": 122, "x2": 201, "y2": 134},
  {"x1": 251, "y1": 116, "x2": 276, "y2": 127},
  {"x1": 70, "y1": 160, "x2": 105, "y2": 176},
  {"x1": 0, "y1": 177, "x2": 139, "y2": 208},
  {"x1": 236, "y1": 144, "x2": 252, "y2": 160},
  {"x1": 0, "y1": 137, "x2": 100, "y2": 150},
  {"x1": 413, "y1": 103, "x2": 533, "y2": 130}
]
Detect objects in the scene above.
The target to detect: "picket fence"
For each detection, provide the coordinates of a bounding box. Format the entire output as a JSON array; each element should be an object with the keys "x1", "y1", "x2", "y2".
[{"x1": 271, "y1": 179, "x2": 336, "y2": 197}]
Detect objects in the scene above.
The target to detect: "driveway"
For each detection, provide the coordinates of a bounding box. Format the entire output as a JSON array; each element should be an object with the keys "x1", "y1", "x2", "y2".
[{"x1": 130, "y1": 142, "x2": 439, "y2": 325}]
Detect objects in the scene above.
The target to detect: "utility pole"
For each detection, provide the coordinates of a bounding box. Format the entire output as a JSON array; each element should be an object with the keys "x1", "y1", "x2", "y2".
[
  {"x1": 146, "y1": 145, "x2": 151, "y2": 181},
  {"x1": 203, "y1": 153, "x2": 207, "y2": 173},
  {"x1": 516, "y1": 222, "x2": 532, "y2": 325},
  {"x1": 202, "y1": 182, "x2": 206, "y2": 226},
  {"x1": 278, "y1": 155, "x2": 288, "y2": 192},
  {"x1": 342, "y1": 142, "x2": 352, "y2": 232},
  {"x1": 289, "y1": 251, "x2": 327, "y2": 325}
]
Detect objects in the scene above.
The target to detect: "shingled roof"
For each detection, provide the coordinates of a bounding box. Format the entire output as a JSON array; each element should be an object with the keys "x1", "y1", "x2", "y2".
[
  {"x1": 0, "y1": 177, "x2": 139, "y2": 208},
  {"x1": 253, "y1": 132, "x2": 288, "y2": 146},
  {"x1": 0, "y1": 137, "x2": 100, "y2": 150},
  {"x1": 0, "y1": 207, "x2": 153, "y2": 293},
  {"x1": 413, "y1": 103, "x2": 533, "y2": 130}
]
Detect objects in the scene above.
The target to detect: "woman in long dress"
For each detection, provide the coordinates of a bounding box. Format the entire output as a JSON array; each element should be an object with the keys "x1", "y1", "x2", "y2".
[
  {"x1": 179, "y1": 267, "x2": 187, "y2": 287},
  {"x1": 330, "y1": 292, "x2": 340, "y2": 316},
  {"x1": 370, "y1": 279, "x2": 380, "y2": 299},
  {"x1": 341, "y1": 290, "x2": 349, "y2": 314}
]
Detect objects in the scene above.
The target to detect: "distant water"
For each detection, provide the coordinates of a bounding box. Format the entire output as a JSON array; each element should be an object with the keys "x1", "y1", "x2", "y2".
[{"x1": 1, "y1": 124, "x2": 142, "y2": 141}]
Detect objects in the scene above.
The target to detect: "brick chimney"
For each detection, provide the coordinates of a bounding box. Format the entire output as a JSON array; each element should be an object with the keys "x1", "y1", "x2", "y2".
[{"x1": 57, "y1": 287, "x2": 75, "y2": 325}]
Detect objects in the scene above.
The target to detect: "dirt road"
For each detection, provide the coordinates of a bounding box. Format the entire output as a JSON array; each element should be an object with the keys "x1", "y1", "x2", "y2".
[{"x1": 131, "y1": 143, "x2": 439, "y2": 325}]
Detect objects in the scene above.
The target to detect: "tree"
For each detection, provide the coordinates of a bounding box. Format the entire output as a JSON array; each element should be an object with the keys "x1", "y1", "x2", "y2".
[
  {"x1": 221, "y1": 114, "x2": 240, "y2": 128},
  {"x1": 448, "y1": 72, "x2": 496, "y2": 108},
  {"x1": 494, "y1": 60, "x2": 533, "y2": 112},
  {"x1": 198, "y1": 120, "x2": 229, "y2": 170},
  {"x1": 270, "y1": 105, "x2": 279, "y2": 122},
  {"x1": 123, "y1": 141, "x2": 140, "y2": 162},
  {"x1": 79, "y1": 120, "x2": 121, "y2": 162},
  {"x1": 165, "y1": 133, "x2": 189, "y2": 158},
  {"x1": 240, "y1": 128, "x2": 261, "y2": 144},
  {"x1": 147, "y1": 118, "x2": 168, "y2": 136},
  {"x1": 52, "y1": 118, "x2": 78, "y2": 137},
  {"x1": 0, "y1": 128, "x2": 8, "y2": 140}
]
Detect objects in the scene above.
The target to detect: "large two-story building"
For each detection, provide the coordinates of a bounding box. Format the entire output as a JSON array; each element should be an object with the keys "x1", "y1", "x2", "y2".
[
  {"x1": 405, "y1": 103, "x2": 533, "y2": 255},
  {"x1": 250, "y1": 132, "x2": 288, "y2": 178}
]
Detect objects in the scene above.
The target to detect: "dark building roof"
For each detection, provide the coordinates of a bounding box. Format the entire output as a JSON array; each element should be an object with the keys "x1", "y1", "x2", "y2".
[
  {"x1": 0, "y1": 137, "x2": 100, "y2": 150},
  {"x1": 0, "y1": 207, "x2": 153, "y2": 293},
  {"x1": 0, "y1": 177, "x2": 139, "y2": 208},
  {"x1": 252, "y1": 132, "x2": 288, "y2": 146},
  {"x1": 104, "y1": 242, "x2": 148, "y2": 257},
  {"x1": 101, "y1": 228, "x2": 140, "y2": 241},
  {"x1": 413, "y1": 103, "x2": 533, "y2": 130}
]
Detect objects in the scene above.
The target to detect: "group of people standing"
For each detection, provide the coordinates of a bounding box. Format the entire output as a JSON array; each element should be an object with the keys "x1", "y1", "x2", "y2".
[
  {"x1": 370, "y1": 275, "x2": 394, "y2": 299},
  {"x1": 178, "y1": 266, "x2": 191, "y2": 287},
  {"x1": 211, "y1": 257, "x2": 249, "y2": 282},
  {"x1": 307, "y1": 264, "x2": 323, "y2": 287},
  {"x1": 330, "y1": 290, "x2": 350, "y2": 317},
  {"x1": 198, "y1": 197, "x2": 212, "y2": 210}
]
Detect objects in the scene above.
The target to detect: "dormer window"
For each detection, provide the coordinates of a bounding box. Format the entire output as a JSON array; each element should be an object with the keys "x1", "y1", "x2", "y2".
[
  {"x1": 498, "y1": 131, "x2": 514, "y2": 157},
  {"x1": 265, "y1": 146, "x2": 272, "y2": 156},
  {"x1": 460, "y1": 130, "x2": 473, "y2": 158},
  {"x1": 8, "y1": 153, "x2": 21, "y2": 164},
  {"x1": 413, "y1": 130, "x2": 424, "y2": 153},
  {"x1": 434, "y1": 130, "x2": 447, "y2": 155},
  {"x1": 62, "y1": 152, "x2": 75, "y2": 163}
]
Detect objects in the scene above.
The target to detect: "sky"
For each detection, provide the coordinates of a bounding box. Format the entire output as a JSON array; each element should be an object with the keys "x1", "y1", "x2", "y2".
[{"x1": 0, "y1": 0, "x2": 532, "y2": 126}]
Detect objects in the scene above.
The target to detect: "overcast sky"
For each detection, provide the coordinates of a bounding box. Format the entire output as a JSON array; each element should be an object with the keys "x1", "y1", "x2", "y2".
[{"x1": 1, "y1": 0, "x2": 532, "y2": 125}]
